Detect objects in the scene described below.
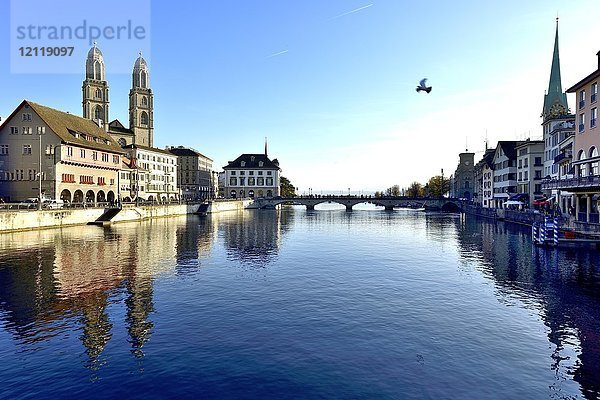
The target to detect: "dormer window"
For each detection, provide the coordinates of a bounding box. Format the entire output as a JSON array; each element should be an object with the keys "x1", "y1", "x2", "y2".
[
  {"x1": 250, "y1": 156, "x2": 255, "y2": 162},
  {"x1": 258, "y1": 161, "x2": 264, "y2": 167},
  {"x1": 240, "y1": 161, "x2": 246, "y2": 167}
]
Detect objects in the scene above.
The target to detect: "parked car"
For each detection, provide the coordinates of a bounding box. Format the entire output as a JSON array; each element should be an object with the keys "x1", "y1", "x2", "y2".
[
  {"x1": 18, "y1": 198, "x2": 39, "y2": 209},
  {"x1": 43, "y1": 199, "x2": 65, "y2": 209}
]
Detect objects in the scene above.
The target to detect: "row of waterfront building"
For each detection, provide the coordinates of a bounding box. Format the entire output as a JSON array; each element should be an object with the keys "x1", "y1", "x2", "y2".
[
  {"x1": 0, "y1": 44, "x2": 281, "y2": 204},
  {"x1": 449, "y1": 21, "x2": 600, "y2": 228}
]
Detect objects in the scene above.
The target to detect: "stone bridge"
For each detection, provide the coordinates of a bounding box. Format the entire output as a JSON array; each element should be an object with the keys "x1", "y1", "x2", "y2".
[{"x1": 249, "y1": 196, "x2": 465, "y2": 212}]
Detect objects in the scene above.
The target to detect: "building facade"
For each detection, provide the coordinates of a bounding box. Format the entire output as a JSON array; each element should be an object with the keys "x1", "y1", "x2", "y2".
[
  {"x1": 0, "y1": 100, "x2": 122, "y2": 203},
  {"x1": 122, "y1": 144, "x2": 178, "y2": 202},
  {"x1": 492, "y1": 141, "x2": 520, "y2": 208},
  {"x1": 515, "y1": 140, "x2": 544, "y2": 207},
  {"x1": 474, "y1": 148, "x2": 495, "y2": 207},
  {"x1": 450, "y1": 151, "x2": 474, "y2": 199},
  {"x1": 223, "y1": 153, "x2": 281, "y2": 199},
  {"x1": 167, "y1": 146, "x2": 214, "y2": 201}
]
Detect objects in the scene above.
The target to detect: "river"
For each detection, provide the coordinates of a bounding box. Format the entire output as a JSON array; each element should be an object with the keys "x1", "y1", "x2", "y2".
[{"x1": 0, "y1": 205, "x2": 599, "y2": 399}]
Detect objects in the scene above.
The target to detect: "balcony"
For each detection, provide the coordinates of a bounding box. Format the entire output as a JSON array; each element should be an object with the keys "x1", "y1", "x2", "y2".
[
  {"x1": 553, "y1": 151, "x2": 572, "y2": 164},
  {"x1": 542, "y1": 175, "x2": 600, "y2": 190}
]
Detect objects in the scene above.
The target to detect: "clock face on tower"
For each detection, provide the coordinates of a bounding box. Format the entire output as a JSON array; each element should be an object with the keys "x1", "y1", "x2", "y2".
[{"x1": 549, "y1": 103, "x2": 566, "y2": 117}]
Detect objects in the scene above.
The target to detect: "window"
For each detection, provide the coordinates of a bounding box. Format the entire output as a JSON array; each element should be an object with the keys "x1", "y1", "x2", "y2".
[
  {"x1": 524, "y1": 158, "x2": 528, "y2": 167},
  {"x1": 580, "y1": 113, "x2": 586, "y2": 132},
  {"x1": 22, "y1": 113, "x2": 32, "y2": 121},
  {"x1": 22, "y1": 126, "x2": 32, "y2": 135},
  {"x1": 96, "y1": 88, "x2": 102, "y2": 99},
  {"x1": 229, "y1": 177, "x2": 237, "y2": 186},
  {"x1": 140, "y1": 112, "x2": 148, "y2": 126},
  {"x1": 80, "y1": 149, "x2": 86, "y2": 158},
  {"x1": 266, "y1": 177, "x2": 273, "y2": 185},
  {"x1": 240, "y1": 171, "x2": 245, "y2": 175},
  {"x1": 249, "y1": 171, "x2": 254, "y2": 175},
  {"x1": 258, "y1": 161, "x2": 264, "y2": 167},
  {"x1": 94, "y1": 106, "x2": 103, "y2": 120},
  {"x1": 23, "y1": 144, "x2": 32, "y2": 155},
  {"x1": 0, "y1": 145, "x2": 8, "y2": 155},
  {"x1": 101, "y1": 153, "x2": 109, "y2": 162},
  {"x1": 142, "y1": 96, "x2": 148, "y2": 106},
  {"x1": 592, "y1": 82, "x2": 598, "y2": 103},
  {"x1": 10, "y1": 127, "x2": 18, "y2": 135},
  {"x1": 257, "y1": 177, "x2": 264, "y2": 185},
  {"x1": 258, "y1": 171, "x2": 263, "y2": 176},
  {"x1": 534, "y1": 157, "x2": 542, "y2": 166},
  {"x1": 239, "y1": 177, "x2": 245, "y2": 186},
  {"x1": 524, "y1": 171, "x2": 528, "y2": 180},
  {"x1": 113, "y1": 155, "x2": 119, "y2": 164},
  {"x1": 36, "y1": 126, "x2": 45, "y2": 135},
  {"x1": 592, "y1": 108, "x2": 597, "y2": 128},
  {"x1": 267, "y1": 171, "x2": 272, "y2": 175},
  {"x1": 534, "y1": 170, "x2": 542, "y2": 179},
  {"x1": 248, "y1": 177, "x2": 255, "y2": 185},
  {"x1": 240, "y1": 161, "x2": 246, "y2": 167},
  {"x1": 580, "y1": 90, "x2": 586, "y2": 109}
]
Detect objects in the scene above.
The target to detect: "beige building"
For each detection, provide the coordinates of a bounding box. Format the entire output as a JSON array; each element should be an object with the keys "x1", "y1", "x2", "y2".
[
  {"x1": 223, "y1": 153, "x2": 281, "y2": 199},
  {"x1": 515, "y1": 140, "x2": 544, "y2": 207},
  {"x1": 167, "y1": 146, "x2": 215, "y2": 200},
  {"x1": 0, "y1": 100, "x2": 122, "y2": 203}
]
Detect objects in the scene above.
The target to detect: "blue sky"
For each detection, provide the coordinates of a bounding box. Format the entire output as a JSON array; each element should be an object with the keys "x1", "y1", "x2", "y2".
[{"x1": 1, "y1": 0, "x2": 599, "y2": 193}]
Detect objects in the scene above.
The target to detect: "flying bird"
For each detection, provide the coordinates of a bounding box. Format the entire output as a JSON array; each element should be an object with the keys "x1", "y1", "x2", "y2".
[{"x1": 416, "y1": 78, "x2": 432, "y2": 93}]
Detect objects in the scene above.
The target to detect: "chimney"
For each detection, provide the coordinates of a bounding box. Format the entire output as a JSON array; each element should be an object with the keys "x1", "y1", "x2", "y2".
[{"x1": 597, "y1": 51, "x2": 600, "y2": 69}]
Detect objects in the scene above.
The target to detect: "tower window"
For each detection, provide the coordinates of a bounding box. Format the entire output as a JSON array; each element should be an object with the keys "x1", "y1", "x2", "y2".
[
  {"x1": 140, "y1": 71, "x2": 147, "y2": 88},
  {"x1": 142, "y1": 96, "x2": 148, "y2": 106},
  {"x1": 96, "y1": 88, "x2": 102, "y2": 99},
  {"x1": 94, "y1": 105, "x2": 103, "y2": 121},
  {"x1": 140, "y1": 111, "x2": 148, "y2": 126}
]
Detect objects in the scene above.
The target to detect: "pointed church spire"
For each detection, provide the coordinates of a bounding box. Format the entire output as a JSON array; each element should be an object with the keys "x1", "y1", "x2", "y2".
[{"x1": 542, "y1": 18, "x2": 569, "y2": 120}]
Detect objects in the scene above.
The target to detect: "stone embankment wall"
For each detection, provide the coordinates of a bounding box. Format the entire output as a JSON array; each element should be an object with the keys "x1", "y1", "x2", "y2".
[{"x1": 0, "y1": 200, "x2": 250, "y2": 233}]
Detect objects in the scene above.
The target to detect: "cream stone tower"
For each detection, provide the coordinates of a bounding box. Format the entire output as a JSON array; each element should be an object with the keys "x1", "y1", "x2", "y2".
[
  {"x1": 82, "y1": 42, "x2": 109, "y2": 130},
  {"x1": 129, "y1": 53, "x2": 154, "y2": 146}
]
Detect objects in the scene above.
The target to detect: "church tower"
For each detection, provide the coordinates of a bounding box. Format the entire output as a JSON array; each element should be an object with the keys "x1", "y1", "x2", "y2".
[
  {"x1": 82, "y1": 42, "x2": 109, "y2": 130},
  {"x1": 541, "y1": 19, "x2": 569, "y2": 121},
  {"x1": 129, "y1": 53, "x2": 154, "y2": 147}
]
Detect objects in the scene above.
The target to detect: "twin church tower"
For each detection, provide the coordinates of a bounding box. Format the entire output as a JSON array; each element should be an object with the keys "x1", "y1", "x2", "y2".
[{"x1": 82, "y1": 43, "x2": 154, "y2": 147}]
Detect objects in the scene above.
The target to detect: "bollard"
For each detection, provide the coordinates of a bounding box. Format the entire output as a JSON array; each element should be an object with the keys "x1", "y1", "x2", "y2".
[{"x1": 553, "y1": 217, "x2": 559, "y2": 247}]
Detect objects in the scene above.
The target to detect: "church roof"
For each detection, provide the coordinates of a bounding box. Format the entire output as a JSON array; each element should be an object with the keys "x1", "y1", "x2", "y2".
[
  {"x1": 122, "y1": 143, "x2": 175, "y2": 156},
  {"x1": 223, "y1": 154, "x2": 280, "y2": 170},
  {"x1": 108, "y1": 119, "x2": 134, "y2": 135},
  {"x1": 542, "y1": 20, "x2": 569, "y2": 120},
  {"x1": 6, "y1": 100, "x2": 122, "y2": 153},
  {"x1": 168, "y1": 146, "x2": 212, "y2": 160}
]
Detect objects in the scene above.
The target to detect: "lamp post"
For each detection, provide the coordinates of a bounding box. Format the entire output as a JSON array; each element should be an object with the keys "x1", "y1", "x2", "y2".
[
  {"x1": 441, "y1": 168, "x2": 444, "y2": 198},
  {"x1": 37, "y1": 129, "x2": 43, "y2": 210}
]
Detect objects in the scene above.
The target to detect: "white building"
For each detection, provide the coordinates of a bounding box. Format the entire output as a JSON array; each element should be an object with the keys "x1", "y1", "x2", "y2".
[
  {"x1": 492, "y1": 141, "x2": 521, "y2": 208},
  {"x1": 222, "y1": 153, "x2": 281, "y2": 199},
  {"x1": 122, "y1": 144, "x2": 178, "y2": 202}
]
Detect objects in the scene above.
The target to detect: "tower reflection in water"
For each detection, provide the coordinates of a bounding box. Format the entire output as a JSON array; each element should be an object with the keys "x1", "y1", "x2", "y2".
[
  {"x1": 0, "y1": 210, "x2": 291, "y2": 372},
  {"x1": 0, "y1": 216, "x2": 209, "y2": 369},
  {"x1": 453, "y1": 215, "x2": 600, "y2": 400}
]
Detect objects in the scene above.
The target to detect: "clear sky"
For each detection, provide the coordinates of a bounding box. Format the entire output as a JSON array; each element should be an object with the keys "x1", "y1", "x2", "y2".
[{"x1": 1, "y1": 0, "x2": 599, "y2": 193}]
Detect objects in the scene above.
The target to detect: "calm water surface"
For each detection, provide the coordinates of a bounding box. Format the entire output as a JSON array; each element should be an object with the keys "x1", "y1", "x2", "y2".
[{"x1": 1, "y1": 206, "x2": 600, "y2": 399}]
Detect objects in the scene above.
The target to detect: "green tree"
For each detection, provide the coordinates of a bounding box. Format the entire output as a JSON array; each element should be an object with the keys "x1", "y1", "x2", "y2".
[
  {"x1": 280, "y1": 176, "x2": 296, "y2": 197},
  {"x1": 427, "y1": 175, "x2": 450, "y2": 198},
  {"x1": 406, "y1": 182, "x2": 423, "y2": 198},
  {"x1": 384, "y1": 185, "x2": 400, "y2": 197}
]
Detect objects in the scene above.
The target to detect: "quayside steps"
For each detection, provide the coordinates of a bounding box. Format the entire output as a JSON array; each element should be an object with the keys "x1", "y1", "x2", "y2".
[{"x1": 88, "y1": 207, "x2": 122, "y2": 226}]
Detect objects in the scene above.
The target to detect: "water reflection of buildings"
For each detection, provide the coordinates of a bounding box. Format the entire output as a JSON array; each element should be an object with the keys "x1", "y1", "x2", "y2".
[
  {"x1": 0, "y1": 215, "x2": 212, "y2": 369},
  {"x1": 218, "y1": 209, "x2": 293, "y2": 267},
  {"x1": 454, "y1": 215, "x2": 600, "y2": 399}
]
